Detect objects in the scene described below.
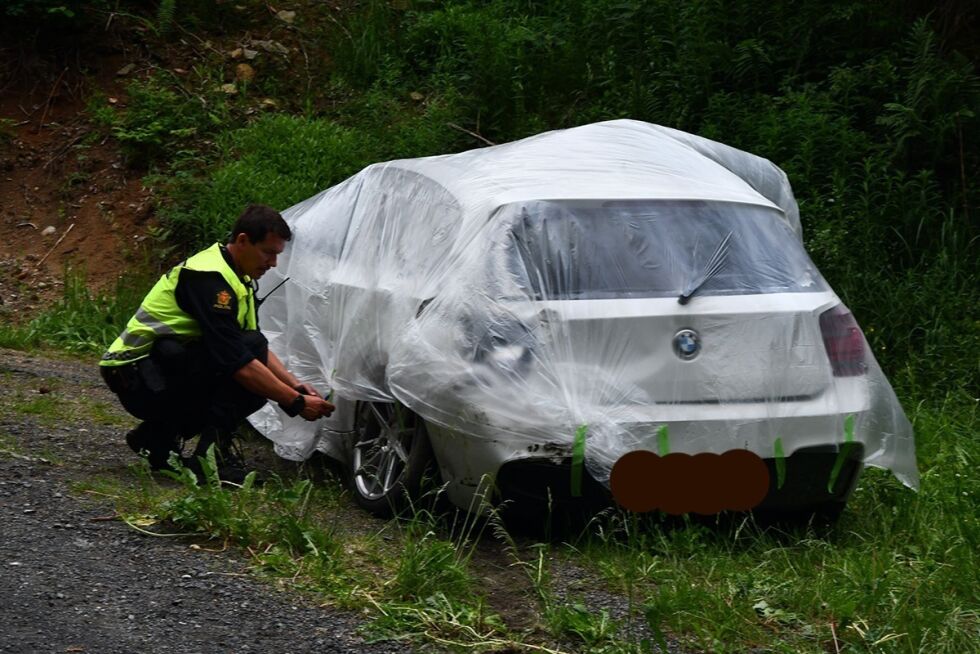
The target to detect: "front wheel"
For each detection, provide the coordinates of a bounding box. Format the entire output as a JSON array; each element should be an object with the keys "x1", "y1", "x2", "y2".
[{"x1": 349, "y1": 401, "x2": 433, "y2": 516}]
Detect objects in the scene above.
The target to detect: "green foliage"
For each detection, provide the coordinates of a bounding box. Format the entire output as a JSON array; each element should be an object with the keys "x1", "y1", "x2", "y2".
[
  {"x1": 391, "y1": 525, "x2": 472, "y2": 602},
  {"x1": 156, "y1": 0, "x2": 176, "y2": 35},
  {"x1": 158, "y1": 96, "x2": 460, "y2": 248},
  {"x1": 106, "y1": 74, "x2": 228, "y2": 168},
  {"x1": 313, "y1": 0, "x2": 979, "y2": 395},
  {"x1": 1, "y1": 0, "x2": 90, "y2": 20},
  {"x1": 0, "y1": 0, "x2": 114, "y2": 41},
  {"x1": 158, "y1": 115, "x2": 371, "y2": 247},
  {"x1": 0, "y1": 118, "x2": 16, "y2": 144},
  {"x1": 546, "y1": 602, "x2": 617, "y2": 648},
  {"x1": 160, "y1": 446, "x2": 341, "y2": 562},
  {"x1": 2, "y1": 267, "x2": 148, "y2": 355},
  {"x1": 568, "y1": 395, "x2": 979, "y2": 653}
]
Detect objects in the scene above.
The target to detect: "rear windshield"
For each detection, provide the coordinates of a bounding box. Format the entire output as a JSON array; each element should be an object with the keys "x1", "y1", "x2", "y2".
[{"x1": 506, "y1": 200, "x2": 827, "y2": 300}]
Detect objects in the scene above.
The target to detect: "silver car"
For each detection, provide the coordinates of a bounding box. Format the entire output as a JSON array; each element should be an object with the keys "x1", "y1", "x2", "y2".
[{"x1": 253, "y1": 120, "x2": 918, "y2": 519}]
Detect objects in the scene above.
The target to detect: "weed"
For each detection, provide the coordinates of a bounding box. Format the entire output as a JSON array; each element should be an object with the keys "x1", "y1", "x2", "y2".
[
  {"x1": 0, "y1": 118, "x2": 16, "y2": 144},
  {"x1": 7, "y1": 266, "x2": 151, "y2": 355}
]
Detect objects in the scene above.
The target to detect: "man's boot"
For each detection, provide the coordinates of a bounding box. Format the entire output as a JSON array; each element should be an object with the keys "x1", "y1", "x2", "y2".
[
  {"x1": 192, "y1": 426, "x2": 250, "y2": 484},
  {"x1": 125, "y1": 421, "x2": 180, "y2": 471}
]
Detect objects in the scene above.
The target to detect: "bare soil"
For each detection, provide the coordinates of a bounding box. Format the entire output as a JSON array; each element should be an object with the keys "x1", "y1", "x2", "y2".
[{"x1": 0, "y1": 51, "x2": 156, "y2": 324}]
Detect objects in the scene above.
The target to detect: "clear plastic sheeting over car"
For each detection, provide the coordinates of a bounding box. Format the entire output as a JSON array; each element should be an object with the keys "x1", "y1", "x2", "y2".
[{"x1": 250, "y1": 119, "x2": 918, "y2": 492}]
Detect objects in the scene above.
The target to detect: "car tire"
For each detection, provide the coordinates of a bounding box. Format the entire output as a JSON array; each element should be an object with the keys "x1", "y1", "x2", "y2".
[{"x1": 348, "y1": 401, "x2": 433, "y2": 516}]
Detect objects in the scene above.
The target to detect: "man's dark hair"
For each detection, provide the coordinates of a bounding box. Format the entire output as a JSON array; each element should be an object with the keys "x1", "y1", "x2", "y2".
[{"x1": 228, "y1": 204, "x2": 292, "y2": 244}]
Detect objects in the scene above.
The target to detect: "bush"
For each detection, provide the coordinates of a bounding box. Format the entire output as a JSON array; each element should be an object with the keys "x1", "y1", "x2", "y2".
[{"x1": 106, "y1": 75, "x2": 229, "y2": 169}]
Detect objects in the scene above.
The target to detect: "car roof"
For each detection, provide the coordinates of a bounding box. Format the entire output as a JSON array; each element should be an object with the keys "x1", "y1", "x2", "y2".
[{"x1": 369, "y1": 119, "x2": 795, "y2": 230}]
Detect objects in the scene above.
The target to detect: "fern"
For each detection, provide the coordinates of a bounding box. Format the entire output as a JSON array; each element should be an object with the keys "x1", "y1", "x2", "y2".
[{"x1": 156, "y1": 0, "x2": 176, "y2": 36}]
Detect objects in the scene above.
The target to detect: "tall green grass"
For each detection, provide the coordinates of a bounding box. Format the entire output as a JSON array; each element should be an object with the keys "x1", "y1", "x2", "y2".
[
  {"x1": 568, "y1": 395, "x2": 978, "y2": 653},
  {"x1": 0, "y1": 268, "x2": 147, "y2": 355}
]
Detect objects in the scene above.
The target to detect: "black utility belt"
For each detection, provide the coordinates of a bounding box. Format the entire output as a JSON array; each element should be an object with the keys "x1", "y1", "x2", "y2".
[{"x1": 101, "y1": 357, "x2": 166, "y2": 395}]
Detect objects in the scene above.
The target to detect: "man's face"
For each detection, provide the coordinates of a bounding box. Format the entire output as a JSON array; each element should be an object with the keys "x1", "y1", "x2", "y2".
[{"x1": 234, "y1": 232, "x2": 286, "y2": 279}]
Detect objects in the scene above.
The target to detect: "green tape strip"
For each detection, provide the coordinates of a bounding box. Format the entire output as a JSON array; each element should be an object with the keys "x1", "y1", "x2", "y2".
[
  {"x1": 774, "y1": 437, "x2": 786, "y2": 490},
  {"x1": 657, "y1": 425, "x2": 670, "y2": 456},
  {"x1": 570, "y1": 424, "x2": 587, "y2": 498},
  {"x1": 827, "y1": 415, "x2": 856, "y2": 493}
]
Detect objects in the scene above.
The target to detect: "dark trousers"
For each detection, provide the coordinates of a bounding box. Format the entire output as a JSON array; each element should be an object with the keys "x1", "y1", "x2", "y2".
[{"x1": 101, "y1": 331, "x2": 268, "y2": 452}]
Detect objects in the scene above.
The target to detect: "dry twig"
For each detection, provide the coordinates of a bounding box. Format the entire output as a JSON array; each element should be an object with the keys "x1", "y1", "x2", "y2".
[
  {"x1": 34, "y1": 67, "x2": 68, "y2": 133},
  {"x1": 37, "y1": 223, "x2": 75, "y2": 268},
  {"x1": 446, "y1": 122, "x2": 495, "y2": 146}
]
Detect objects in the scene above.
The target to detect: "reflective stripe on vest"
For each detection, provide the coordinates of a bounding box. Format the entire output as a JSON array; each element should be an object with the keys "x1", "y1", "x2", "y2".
[{"x1": 100, "y1": 243, "x2": 256, "y2": 366}]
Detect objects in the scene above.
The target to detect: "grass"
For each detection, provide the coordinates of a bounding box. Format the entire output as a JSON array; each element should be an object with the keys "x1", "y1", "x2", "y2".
[
  {"x1": 61, "y1": 394, "x2": 976, "y2": 653},
  {"x1": 563, "y1": 395, "x2": 979, "y2": 653},
  {"x1": 0, "y1": 267, "x2": 149, "y2": 356},
  {"x1": 1, "y1": 320, "x2": 974, "y2": 651},
  {"x1": 79, "y1": 398, "x2": 134, "y2": 427},
  {"x1": 0, "y1": 153, "x2": 973, "y2": 654},
  {"x1": 9, "y1": 390, "x2": 82, "y2": 428}
]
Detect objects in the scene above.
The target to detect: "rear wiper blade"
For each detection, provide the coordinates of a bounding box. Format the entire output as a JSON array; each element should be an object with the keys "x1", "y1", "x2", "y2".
[{"x1": 678, "y1": 231, "x2": 733, "y2": 305}]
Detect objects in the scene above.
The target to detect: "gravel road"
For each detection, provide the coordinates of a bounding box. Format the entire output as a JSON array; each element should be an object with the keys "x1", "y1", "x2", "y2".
[{"x1": 0, "y1": 350, "x2": 412, "y2": 654}]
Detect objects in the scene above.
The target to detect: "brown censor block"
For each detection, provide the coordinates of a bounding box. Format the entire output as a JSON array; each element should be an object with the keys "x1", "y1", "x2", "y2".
[{"x1": 610, "y1": 449, "x2": 770, "y2": 515}]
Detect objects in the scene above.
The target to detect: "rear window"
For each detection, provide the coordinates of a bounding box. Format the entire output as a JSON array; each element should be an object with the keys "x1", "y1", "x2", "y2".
[{"x1": 506, "y1": 200, "x2": 827, "y2": 300}]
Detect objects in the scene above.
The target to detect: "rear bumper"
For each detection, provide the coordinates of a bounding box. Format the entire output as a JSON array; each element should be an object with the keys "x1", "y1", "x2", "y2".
[{"x1": 494, "y1": 443, "x2": 864, "y2": 514}]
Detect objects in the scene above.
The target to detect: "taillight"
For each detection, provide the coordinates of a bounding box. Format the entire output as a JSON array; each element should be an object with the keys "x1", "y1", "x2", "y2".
[{"x1": 819, "y1": 304, "x2": 867, "y2": 376}]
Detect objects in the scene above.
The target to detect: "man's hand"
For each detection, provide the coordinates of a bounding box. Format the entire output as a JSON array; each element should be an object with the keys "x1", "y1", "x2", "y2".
[
  {"x1": 300, "y1": 395, "x2": 335, "y2": 421},
  {"x1": 294, "y1": 382, "x2": 321, "y2": 398}
]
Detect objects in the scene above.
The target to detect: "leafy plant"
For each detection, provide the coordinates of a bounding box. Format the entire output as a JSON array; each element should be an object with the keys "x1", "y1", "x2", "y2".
[
  {"x1": 156, "y1": 0, "x2": 176, "y2": 35},
  {"x1": 11, "y1": 266, "x2": 149, "y2": 355}
]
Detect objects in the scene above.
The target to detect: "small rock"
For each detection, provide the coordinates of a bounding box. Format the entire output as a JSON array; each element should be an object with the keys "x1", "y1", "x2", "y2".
[
  {"x1": 107, "y1": 97, "x2": 118, "y2": 105},
  {"x1": 41, "y1": 226, "x2": 56, "y2": 236},
  {"x1": 276, "y1": 10, "x2": 296, "y2": 24},
  {"x1": 116, "y1": 63, "x2": 136, "y2": 76},
  {"x1": 243, "y1": 48, "x2": 258, "y2": 60},
  {"x1": 235, "y1": 63, "x2": 255, "y2": 83}
]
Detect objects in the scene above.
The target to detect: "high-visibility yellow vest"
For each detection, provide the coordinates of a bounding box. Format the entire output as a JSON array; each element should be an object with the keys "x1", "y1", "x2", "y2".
[{"x1": 100, "y1": 243, "x2": 257, "y2": 367}]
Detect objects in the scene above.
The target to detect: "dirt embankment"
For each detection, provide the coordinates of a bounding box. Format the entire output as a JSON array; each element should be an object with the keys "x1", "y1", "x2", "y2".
[{"x1": 0, "y1": 49, "x2": 156, "y2": 324}]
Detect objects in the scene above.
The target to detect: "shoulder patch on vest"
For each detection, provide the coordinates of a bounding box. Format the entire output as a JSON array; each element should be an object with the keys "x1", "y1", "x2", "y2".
[{"x1": 213, "y1": 290, "x2": 233, "y2": 310}]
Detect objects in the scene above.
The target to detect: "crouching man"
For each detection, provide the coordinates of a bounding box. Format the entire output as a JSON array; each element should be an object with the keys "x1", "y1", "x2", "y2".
[{"x1": 99, "y1": 204, "x2": 334, "y2": 481}]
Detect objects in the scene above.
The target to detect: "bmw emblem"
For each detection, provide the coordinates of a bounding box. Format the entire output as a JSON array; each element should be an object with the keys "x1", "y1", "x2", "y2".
[{"x1": 673, "y1": 329, "x2": 701, "y2": 360}]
